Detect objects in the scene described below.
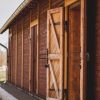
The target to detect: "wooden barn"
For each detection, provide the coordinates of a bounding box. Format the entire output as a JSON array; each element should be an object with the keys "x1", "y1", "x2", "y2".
[{"x1": 0, "y1": 0, "x2": 99, "y2": 100}]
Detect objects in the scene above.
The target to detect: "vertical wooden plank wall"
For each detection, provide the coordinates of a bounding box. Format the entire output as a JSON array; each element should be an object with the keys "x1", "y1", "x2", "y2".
[
  {"x1": 38, "y1": 0, "x2": 49, "y2": 97},
  {"x1": 7, "y1": 0, "x2": 64, "y2": 98},
  {"x1": 17, "y1": 19, "x2": 23, "y2": 87},
  {"x1": 11, "y1": 24, "x2": 17, "y2": 85},
  {"x1": 23, "y1": 11, "x2": 30, "y2": 91}
]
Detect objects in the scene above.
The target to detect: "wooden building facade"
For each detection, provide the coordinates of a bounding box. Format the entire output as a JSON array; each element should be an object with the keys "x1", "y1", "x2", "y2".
[{"x1": 0, "y1": 0, "x2": 100, "y2": 100}]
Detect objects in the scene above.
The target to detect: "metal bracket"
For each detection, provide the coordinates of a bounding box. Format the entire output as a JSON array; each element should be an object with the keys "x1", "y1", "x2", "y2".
[
  {"x1": 45, "y1": 64, "x2": 49, "y2": 68},
  {"x1": 45, "y1": 49, "x2": 49, "y2": 68},
  {"x1": 65, "y1": 20, "x2": 69, "y2": 31}
]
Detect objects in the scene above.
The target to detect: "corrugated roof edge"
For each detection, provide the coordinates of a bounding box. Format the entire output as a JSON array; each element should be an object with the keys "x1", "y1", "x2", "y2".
[{"x1": 0, "y1": 0, "x2": 32, "y2": 34}]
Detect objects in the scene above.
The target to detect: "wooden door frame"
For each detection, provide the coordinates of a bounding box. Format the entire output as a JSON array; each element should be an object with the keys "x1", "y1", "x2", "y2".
[
  {"x1": 80, "y1": 0, "x2": 87, "y2": 100},
  {"x1": 29, "y1": 19, "x2": 39, "y2": 94}
]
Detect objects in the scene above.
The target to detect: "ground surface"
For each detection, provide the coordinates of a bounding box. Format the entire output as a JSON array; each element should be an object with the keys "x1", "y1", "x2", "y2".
[
  {"x1": 0, "y1": 87, "x2": 17, "y2": 100},
  {"x1": 0, "y1": 83, "x2": 41, "y2": 100},
  {"x1": 0, "y1": 67, "x2": 6, "y2": 82}
]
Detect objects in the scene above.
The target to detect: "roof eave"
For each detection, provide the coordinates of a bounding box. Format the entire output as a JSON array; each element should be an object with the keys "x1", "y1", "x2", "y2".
[{"x1": 0, "y1": 0, "x2": 32, "y2": 34}]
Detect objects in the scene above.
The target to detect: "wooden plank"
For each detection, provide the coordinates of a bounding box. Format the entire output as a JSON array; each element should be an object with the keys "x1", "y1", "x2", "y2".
[
  {"x1": 49, "y1": 60, "x2": 59, "y2": 98},
  {"x1": 48, "y1": 54, "x2": 60, "y2": 59},
  {"x1": 59, "y1": 8, "x2": 64, "y2": 100},
  {"x1": 48, "y1": 8, "x2": 61, "y2": 14},
  {"x1": 30, "y1": 19, "x2": 38, "y2": 27},
  {"x1": 36, "y1": 2, "x2": 39, "y2": 94},
  {"x1": 68, "y1": 5, "x2": 81, "y2": 100},
  {"x1": 29, "y1": 10, "x2": 31, "y2": 91},
  {"x1": 47, "y1": 11, "x2": 50, "y2": 98},
  {"x1": 9, "y1": 29, "x2": 12, "y2": 83},
  {"x1": 21, "y1": 20, "x2": 24, "y2": 88},
  {"x1": 80, "y1": 0, "x2": 85, "y2": 100},
  {"x1": 64, "y1": 7, "x2": 68, "y2": 100},
  {"x1": 49, "y1": 14, "x2": 60, "y2": 51},
  {"x1": 11, "y1": 30, "x2": 13, "y2": 83},
  {"x1": 65, "y1": 0, "x2": 79, "y2": 6},
  {"x1": 15, "y1": 24, "x2": 17, "y2": 85},
  {"x1": 69, "y1": 1, "x2": 80, "y2": 9}
]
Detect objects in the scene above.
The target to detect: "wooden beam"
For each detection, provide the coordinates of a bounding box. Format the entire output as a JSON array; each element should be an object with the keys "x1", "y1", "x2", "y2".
[
  {"x1": 65, "y1": 0, "x2": 79, "y2": 6},
  {"x1": 36, "y1": 2, "x2": 39, "y2": 94},
  {"x1": 64, "y1": 6, "x2": 68, "y2": 100},
  {"x1": 80, "y1": 0, "x2": 85, "y2": 100},
  {"x1": 15, "y1": 24, "x2": 17, "y2": 85},
  {"x1": 47, "y1": 0, "x2": 51, "y2": 98},
  {"x1": 29, "y1": 9, "x2": 31, "y2": 92},
  {"x1": 49, "y1": 14, "x2": 60, "y2": 51},
  {"x1": 10, "y1": 28, "x2": 13, "y2": 83},
  {"x1": 21, "y1": 19, "x2": 24, "y2": 88},
  {"x1": 49, "y1": 60, "x2": 59, "y2": 98},
  {"x1": 49, "y1": 0, "x2": 51, "y2": 9},
  {"x1": 47, "y1": 11, "x2": 50, "y2": 98},
  {"x1": 9, "y1": 29, "x2": 12, "y2": 83},
  {"x1": 48, "y1": 54, "x2": 60, "y2": 59},
  {"x1": 59, "y1": 8, "x2": 64, "y2": 100},
  {"x1": 30, "y1": 19, "x2": 38, "y2": 27},
  {"x1": 69, "y1": 1, "x2": 80, "y2": 9}
]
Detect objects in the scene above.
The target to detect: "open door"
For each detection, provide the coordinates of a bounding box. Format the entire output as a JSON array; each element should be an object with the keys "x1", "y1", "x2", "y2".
[
  {"x1": 31, "y1": 24, "x2": 37, "y2": 94},
  {"x1": 68, "y1": 4, "x2": 81, "y2": 100},
  {"x1": 47, "y1": 7, "x2": 64, "y2": 100}
]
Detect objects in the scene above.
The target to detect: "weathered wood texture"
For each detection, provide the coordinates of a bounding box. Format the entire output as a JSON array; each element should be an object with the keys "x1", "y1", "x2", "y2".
[
  {"x1": 17, "y1": 19, "x2": 22, "y2": 87},
  {"x1": 8, "y1": 29, "x2": 12, "y2": 82},
  {"x1": 23, "y1": 11, "x2": 30, "y2": 91},
  {"x1": 31, "y1": 25, "x2": 37, "y2": 93},
  {"x1": 65, "y1": 0, "x2": 79, "y2": 6},
  {"x1": 11, "y1": 24, "x2": 17, "y2": 85},
  {"x1": 47, "y1": 7, "x2": 64, "y2": 100},
  {"x1": 68, "y1": 6, "x2": 80, "y2": 100},
  {"x1": 38, "y1": 0, "x2": 49, "y2": 97},
  {"x1": 8, "y1": 0, "x2": 64, "y2": 99},
  {"x1": 94, "y1": 0, "x2": 100, "y2": 99}
]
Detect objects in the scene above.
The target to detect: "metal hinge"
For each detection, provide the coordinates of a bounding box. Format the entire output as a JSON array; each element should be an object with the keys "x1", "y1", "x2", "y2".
[{"x1": 65, "y1": 21, "x2": 69, "y2": 31}]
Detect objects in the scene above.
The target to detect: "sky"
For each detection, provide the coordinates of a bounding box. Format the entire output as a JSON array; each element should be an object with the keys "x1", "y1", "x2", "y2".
[{"x1": 0, "y1": 0, "x2": 24, "y2": 51}]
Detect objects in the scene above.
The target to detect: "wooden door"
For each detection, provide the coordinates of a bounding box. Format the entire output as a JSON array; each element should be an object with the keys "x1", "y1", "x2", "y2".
[
  {"x1": 68, "y1": 5, "x2": 81, "y2": 100},
  {"x1": 47, "y1": 7, "x2": 64, "y2": 100},
  {"x1": 31, "y1": 25, "x2": 37, "y2": 94}
]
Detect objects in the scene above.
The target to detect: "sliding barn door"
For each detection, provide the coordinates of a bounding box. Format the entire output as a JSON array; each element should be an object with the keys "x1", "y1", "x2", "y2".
[{"x1": 47, "y1": 7, "x2": 64, "y2": 100}]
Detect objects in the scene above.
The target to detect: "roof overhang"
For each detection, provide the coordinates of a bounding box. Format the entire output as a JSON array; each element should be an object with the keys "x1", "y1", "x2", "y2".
[{"x1": 0, "y1": 0, "x2": 32, "y2": 34}]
